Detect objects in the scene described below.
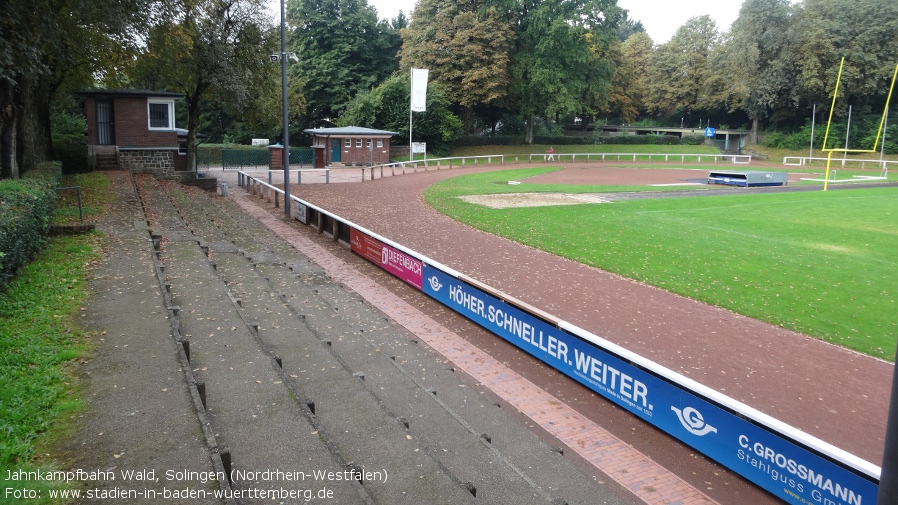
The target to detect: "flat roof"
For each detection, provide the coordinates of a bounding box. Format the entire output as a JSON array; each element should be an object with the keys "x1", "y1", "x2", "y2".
[
  {"x1": 304, "y1": 126, "x2": 398, "y2": 136},
  {"x1": 78, "y1": 88, "x2": 184, "y2": 99}
]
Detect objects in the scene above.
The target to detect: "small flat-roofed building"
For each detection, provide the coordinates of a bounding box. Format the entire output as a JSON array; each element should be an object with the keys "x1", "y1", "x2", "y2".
[
  {"x1": 303, "y1": 126, "x2": 398, "y2": 167},
  {"x1": 79, "y1": 89, "x2": 214, "y2": 188},
  {"x1": 80, "y1": 89, "x2": 188, "y2": 171}
]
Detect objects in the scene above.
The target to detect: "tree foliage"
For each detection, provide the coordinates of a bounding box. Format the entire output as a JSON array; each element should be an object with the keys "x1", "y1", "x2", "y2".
[
  {"x1": 1, "y1": 0, "x2": 148, "y2": 178},
  {"x1": 338, "y1": 73, "x2": 462, "y2": 152},
  {"x1": 399, "y1": 0, "x2": 514, "y2": 132},
  {"x1": 792, "y1": 0, "x2": 898, "y2": 114},
  {"x1": 287, "y1": 0, "x2": 401, "y2": 122},
  {"x1": 5, "y1": 0, "x2": 898, "y2": 179},
  {"x1": 616, "y1": 32, "x2": 653, "y2": 121},
  {"x1": 644, "y1": 16, "x2": 723, "y2": 119},
  {"x1": 126, "y1": 0, "x2": 275, "y2": 169},
  {"x1": 717, "y1": 0, "x2": 795, "y2": 142},
  {"x1": 509, "y1": 0, "x2": 621, "y2": 142}
]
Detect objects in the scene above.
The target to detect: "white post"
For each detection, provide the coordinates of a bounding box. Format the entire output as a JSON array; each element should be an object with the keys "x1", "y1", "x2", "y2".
[
  {"x1": 809, "y1": 104, "x2": 816, "y2": 159},
  {"x1": 843, "y1": 105, "x2": 852, "y2": 167},
  {"x1": 882, "y1": 108, "x2": 889, "y2": 163}
]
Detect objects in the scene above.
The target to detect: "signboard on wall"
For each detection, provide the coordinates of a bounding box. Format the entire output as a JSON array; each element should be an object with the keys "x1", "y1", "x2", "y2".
[
  {"x1": 251, "y1": 138, "x2": 269, "y2": 146},
  {"x1": 292, "y1": 201, "x2": 307, "y2": 224},
  {"x1": 350, "y1": 229, "x2": 423, "y2": 289},
  {"x1": 412, "y1": 142, "x2": 426, "y2": 154},
  {"x1": 420, "y1": 265, "x2": 877, "y2": 505}
]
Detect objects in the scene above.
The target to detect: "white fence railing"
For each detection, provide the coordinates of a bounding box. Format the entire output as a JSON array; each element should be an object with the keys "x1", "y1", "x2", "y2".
[
  {"x1": 234, "y1": 152, "x2": 753, "y2": 185},
  {"x1": 783, "y1": 156, "x2": 897, "y2": 169},
  {"x1": 362, "y1": 152, "x2": 751, "y2": 181}
]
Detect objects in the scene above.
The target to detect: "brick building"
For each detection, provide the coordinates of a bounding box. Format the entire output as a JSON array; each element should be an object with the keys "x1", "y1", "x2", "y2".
[
  {"x1": 304, "y1": 126, "x2": 398, "y2": 167},
  {"x1": 80, "y1": 89, "x2": 191, "y2": 173}
]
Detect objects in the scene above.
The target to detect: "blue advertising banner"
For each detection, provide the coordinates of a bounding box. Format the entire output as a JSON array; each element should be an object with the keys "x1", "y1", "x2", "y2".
[{"x1": 422, "y1": 266, "x2": 877, "y2": 505}]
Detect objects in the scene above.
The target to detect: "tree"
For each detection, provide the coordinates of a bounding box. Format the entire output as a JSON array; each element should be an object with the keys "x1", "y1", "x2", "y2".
[
  {"x1": 339, "y1": 73, "x2": 462, "y2": 153},
  {"x1": 618, "y1": 31, "x2": 654, "y2": 120},
  {"x1": 128, "y1": 0, "x2": 275, "y2": 170},
  {"x1": 287, "y1": 0, "x2": 401, "y2": 122},
  {"x1": 719, "y1": 0, "x2": 795, "y2": 143},
  {"x1": 591, "y1": 40, "x2": 636, "y2": 124},
  {"x1": 643, "y1": 16, "x2": 722, "y2": 121},
  {"x1": 617, "y1": 13, "x2": 645, "y2": 42},
  {"x1": 399, "y1": 0, "x2": 515, "y2": 132},
  {"x1": 508, "y1": 0, "x2": 622, "y2": 143},
  {"x1": 791, "y1": 0, "x2": 898, "y2": 117},
  {"x1": 0, "y1": 0, "x2": 148, "y2": 178}
]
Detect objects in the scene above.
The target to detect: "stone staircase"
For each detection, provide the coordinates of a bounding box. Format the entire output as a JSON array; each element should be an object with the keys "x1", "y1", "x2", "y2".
[{"x1": 95, "y1": 150, "x2": 119, "y2": 170}]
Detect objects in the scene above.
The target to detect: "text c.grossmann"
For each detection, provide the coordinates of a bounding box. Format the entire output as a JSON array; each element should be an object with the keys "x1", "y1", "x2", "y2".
[{"x1": 738, "y1": 435, "x2": 862, "y2": 505}]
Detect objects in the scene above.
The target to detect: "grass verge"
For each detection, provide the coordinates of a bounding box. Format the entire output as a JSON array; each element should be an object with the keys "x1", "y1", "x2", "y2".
[
  {"x1": 424, "y1": 168, "x2": 898, "y2": 360},
  {"x1": 0, "y1": 172, "x2": 110, "y2": 503}
]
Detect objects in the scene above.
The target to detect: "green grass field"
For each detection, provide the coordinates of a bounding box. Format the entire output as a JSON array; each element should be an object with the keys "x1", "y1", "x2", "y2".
[{"x1": 424, "y1": 167, "x2": 898, "y2": 361}]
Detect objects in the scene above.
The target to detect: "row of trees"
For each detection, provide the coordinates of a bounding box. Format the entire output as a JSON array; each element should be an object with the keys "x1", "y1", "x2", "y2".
[
  {"x1": 636, "y1": 0, "x2": 898, "y2": 144},
  {"x1": 289, "y1": 0, "x2": 898, "y2": 149},
  {"x1": 2, "y1": 0, "x2": 897, "y2": 177}
]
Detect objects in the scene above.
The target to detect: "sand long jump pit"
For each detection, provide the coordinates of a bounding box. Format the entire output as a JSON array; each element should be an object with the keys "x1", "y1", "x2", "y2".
[
  {"x1": 460, "y1": 192, "x2": 613, "y2": 209},
  {"x1": 458, "y1": 167, "x2": 711, "y2": 208}
]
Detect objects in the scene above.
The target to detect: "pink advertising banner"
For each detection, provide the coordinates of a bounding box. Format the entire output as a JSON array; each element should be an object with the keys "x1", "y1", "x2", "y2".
[{"x1": 350, "y1": 229, "x2": 423, "y2": 290}]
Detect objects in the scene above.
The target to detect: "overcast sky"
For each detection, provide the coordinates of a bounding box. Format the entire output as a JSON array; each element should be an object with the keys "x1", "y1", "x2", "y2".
[{"x1": 367, "y1": 0, "x2": 744, "y2": 43}]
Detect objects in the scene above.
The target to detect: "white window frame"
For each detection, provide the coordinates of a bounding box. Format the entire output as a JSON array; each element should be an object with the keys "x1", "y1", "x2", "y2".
[
  {"x1": 147, "y1": 99, "x2": 175, "y2": 131},
  {"x1": 355, "y1": 138, "x2": 362, "y2": 148},
  {"x1": 376, "y1": 139, "x2": 384, "y2": 148},
  {"x1": 366, "y1": 139, "x2": 372, "y2": 149},
  {"x1": 344, "y1": 138, "x2": 352, "y2": 147}
]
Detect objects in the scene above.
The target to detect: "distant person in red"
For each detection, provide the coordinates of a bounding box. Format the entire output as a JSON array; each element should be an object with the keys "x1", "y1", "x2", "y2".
[{"x1": 547, "y1": 146, "x2": 555, "y2": 161}]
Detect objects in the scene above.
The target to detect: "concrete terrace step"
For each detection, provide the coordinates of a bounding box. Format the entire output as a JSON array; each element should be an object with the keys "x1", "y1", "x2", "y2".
[
  {"x1": 160, "y1": 183, "x2": 513, "y2": 503},
  {"x1": 141, "y1": 178, "x2": 474, "y2": 504},
  {"x1": 154, "y1": 181, "x2": 637, "y2": 505},
  {"x1": 136, "y1": 176, "x2": 370, "y2": 503}
]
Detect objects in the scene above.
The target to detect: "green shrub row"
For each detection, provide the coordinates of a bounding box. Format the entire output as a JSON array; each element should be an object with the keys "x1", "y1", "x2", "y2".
[
  {"x1": 0, "y1": 162, "x2": 61, "y2": 289},
  {"x1": 597, "y1": 134, "x2": 708, "y2": 145},
  {"x1": 456, "y1": 135, "x2": 527, "y2": 146},
  {"x1": 457, "y1": 134, "x2": 709, "y2": 147}
]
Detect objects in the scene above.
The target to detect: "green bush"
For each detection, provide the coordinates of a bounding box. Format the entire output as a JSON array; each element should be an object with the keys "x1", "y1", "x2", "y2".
[
  {"x1": 51, "y1": 110, "x2": 89, "y2": 174},
  {"x1": 680, "y1": 135, "x2": 707, "y2": 145},
  {"x1": 0, "y1": 162, "x2": 61, "y2": 289},
  {"x1": 456, "y1": 135, "x2": 526, "y2": 146},
  {"x1": 593, "y1": 134, "x2": 708, "y2": 146},
  {"x1": 596, "y1": 134, "x2": 680, "y2": 145},
  {"x1": 532, "y1": 135, "x2": 593, "y2": 145},
  {"x1": 456, "y1": 133, "x2": 711, "y2": 148}
]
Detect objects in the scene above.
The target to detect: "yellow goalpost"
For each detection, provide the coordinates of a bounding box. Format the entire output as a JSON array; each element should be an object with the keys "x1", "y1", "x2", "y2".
[{"x1": 820, "y1": 57, "x2": 898, "y2": 191}]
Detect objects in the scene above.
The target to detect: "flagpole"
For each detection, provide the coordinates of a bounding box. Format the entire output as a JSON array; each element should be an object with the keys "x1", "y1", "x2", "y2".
[{"x1": 409, "y1": 68, "x2": 413, "y2": 162}]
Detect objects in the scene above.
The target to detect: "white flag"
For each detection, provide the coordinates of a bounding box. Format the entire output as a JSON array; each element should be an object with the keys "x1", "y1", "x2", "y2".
[{"x1": 410, "y1": 68, "x2": 429, "y2": 112}]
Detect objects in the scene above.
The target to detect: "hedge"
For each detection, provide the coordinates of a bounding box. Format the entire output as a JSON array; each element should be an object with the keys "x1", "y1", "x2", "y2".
[
  {"x1": 457, "y1": 133, "x2": 709, "y2": 147},
  {"x1": 0, "y1": 162, "x2": 61, "y2": 289}
]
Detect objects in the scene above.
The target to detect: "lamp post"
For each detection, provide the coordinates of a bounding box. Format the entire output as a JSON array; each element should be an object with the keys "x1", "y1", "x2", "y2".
[
  {"x1": 878, "y1": 346, "x2": 898, "y2": 505},
  {"x1": 279, "y1": 0, "x2": 291, "y2": 217}
]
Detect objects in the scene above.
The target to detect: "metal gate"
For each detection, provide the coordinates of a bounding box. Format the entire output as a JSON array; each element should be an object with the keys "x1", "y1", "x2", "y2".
[{"x1": 96, "y1": 100, "x2": 114, "y2": 145}]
